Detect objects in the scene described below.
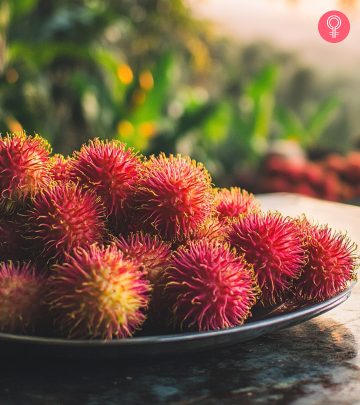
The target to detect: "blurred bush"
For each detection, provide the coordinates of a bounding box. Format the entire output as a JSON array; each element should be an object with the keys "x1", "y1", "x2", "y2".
[{"x1": 0, "y1": 0, "x2": 358, "y2": 186}]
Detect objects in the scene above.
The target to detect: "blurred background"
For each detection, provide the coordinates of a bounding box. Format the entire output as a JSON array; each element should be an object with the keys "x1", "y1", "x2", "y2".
[{"x1": 1, "y1": 0, "x2": 360, "y2": 203}]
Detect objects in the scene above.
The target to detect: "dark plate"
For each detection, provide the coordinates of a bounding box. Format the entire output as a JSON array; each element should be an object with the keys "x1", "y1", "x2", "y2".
[{"x1": 0, "y1": 284, "x2": 355, "y2": 359}]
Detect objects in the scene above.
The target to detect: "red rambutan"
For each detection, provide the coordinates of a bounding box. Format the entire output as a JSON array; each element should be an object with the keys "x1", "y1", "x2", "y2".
[
  {"x1": 215, "y1": 187, "x2": 260, "y2": 222},
  {"x1": 293, "y1": 219, "x2": 358, "y2": 302},
  {"x1": 164, "y1": 240, "x2": 258, "y2": 331},
  {"x1": 131, "y1": 153, "x2": 213, "y2": 241},
  {"x1": 70, "y1": 139, "x2": 142, "y2": 231},
  {"x1": 228, "y1": 212, "x2": 306, "y2": 306},
  {"x1": 114, "y1": 232, "x2": 172, "y2": 284},
  {"x1": 49, "y1": 154, "x2": 71, "y2": 183},
  {"x1": 24, "y1": 182, "x2": 106, "y2": 262},
  {"x1": 187, "y1": 217, "x2": 226, "y2": 244},
  {"x1": 0, "y1": 132, "x2": 51, "y2": 212},
  {"x1": 0, "y1": 261, "x2": 47, "y2": 334},
  {"x1": 48, "y1": 244, "x2": 150, "y2": 339}
]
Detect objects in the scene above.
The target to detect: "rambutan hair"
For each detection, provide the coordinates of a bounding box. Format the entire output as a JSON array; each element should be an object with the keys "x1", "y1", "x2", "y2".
[
  {"x1": 130, "y1": 153, "x2": 214, "y2": 241},
  {"x1": 187, "y1": 217, "x2": 226, "y2": 244},
  {"x1": 215, "y1": 187, "x2": 260, "y2": 222},
  {"x1": 0, "y1": 132, "x2": 51, "y2": 212},
  {"x1": 48, "y1": 244, "x2": 150, "y2": 339},
  {"x1": 24, "y1": 182, "x2": 106, "y2": 262},
  {"x1": 0, "y1": 261, "x2": 47, "y2": 334},
  {"x1": 164, "y1": 240, "x2": 258, "y2": 331},
  {"x1": 70, "y1": 139, "x2": 142, "y2": 232},
  {"x1": 293, "y1": 219, "x2": 358, "y2": 301},
  {"x1": 49, "y1": 154, "x2": 71, "y2": 183},
  {"x1": 114, "y1": 232, "x2": 172, "y2": 284},
  {"x1": 228, "y1": 212, "x2": 306, "y2": 306}
]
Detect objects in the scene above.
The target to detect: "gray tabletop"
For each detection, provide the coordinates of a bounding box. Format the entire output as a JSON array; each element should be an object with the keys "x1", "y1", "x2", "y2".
[{"x1": 2, "y1": 193, "x2": 360, "y2": 405}]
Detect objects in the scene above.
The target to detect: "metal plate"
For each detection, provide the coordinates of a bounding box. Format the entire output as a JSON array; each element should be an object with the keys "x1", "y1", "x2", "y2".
[{"x1": 0, "y1": 284, "x2": 354, "y2": 359}]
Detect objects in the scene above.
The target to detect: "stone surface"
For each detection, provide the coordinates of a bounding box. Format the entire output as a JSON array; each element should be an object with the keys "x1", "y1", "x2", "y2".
[{"x1": 1, "y1": 193, "x2": 360, "y2": 405}]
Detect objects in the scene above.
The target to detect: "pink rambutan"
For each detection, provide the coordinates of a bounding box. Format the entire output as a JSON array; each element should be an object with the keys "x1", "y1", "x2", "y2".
[
  {"x1": 49, "y1": 154, "x2": 71, "y2": 183},
  {"x1": 293, "y1": 219, "x2": 358, "y2": 302},
  {"x1": 0, "y1": 261, "x2": 47, "y2": 334},
  {"x1": 131, "y1": 153, "x2": 214, "y2": 241},
  {"x1": 70, "y1": 139, "x2": 142, "y2": 231},
  {"x1": 164, "y1": 240, "x2": 258, "y2": 331},
  {"x1": 187, "y1": 217, "x2": 226, "y2": 244},
  {"x1": 215, "y1": 187, "x2": 260, "y2": 222},
  {"x1": 228, "y1": 212, "x2": 306, "y2": 306},
  {"x1": 0, "y1": 132, "x2": 51, "y2": 212},
  {"x1": 24, "y1": 182, "x2": 106, "y2": 262},
  {"x1": 48, "y1": 244, "x2": 150, "y2": 339},
  {"x1": 114, "y1": 232, "x2": 172, "y2": 285}
]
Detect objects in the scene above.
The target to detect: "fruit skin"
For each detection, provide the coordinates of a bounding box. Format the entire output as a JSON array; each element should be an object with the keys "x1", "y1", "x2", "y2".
[
  {"x1": 24, "y1": 182, "x2": 106, "y2": 263},
  {"x1": 0, "y1": 261, "x2": 47, "y2": 334},
  {"x1": 228, "y1": 212, "x2": 306, "y2": 307},
  {"x1": 163, "y1": 240, "x2": 258, "y2": 331},
  {"x1": 47, "y1": 244, "x2": 150, "y2": 339},
  {"x1": 49, "y1": 154, "x2": 71, "y2": 183},
  {"x1": 0, "y1": 213, "x2": 28, "y2": 261},
  {"x1": 215, "y1": 187, "x2": 260, "y2": 222},
  {"x1": 131, "y1": 153, "x2": 214, "y2": 242},
  {"x1": 70, "y1": 139, "x2": 142, "y2": 232},
  {"x1": 293, "y1": 219, "x2": 358, "y2": 302},
  {"x1": 114, "y1": 232, "x2": 172, "y2": 285},
  {"x1": 0, "y1": 132, "x2": 51, "y2": 213},
  {"x1": 186, "y1": 217, "x2": 226, "y2": 244}
]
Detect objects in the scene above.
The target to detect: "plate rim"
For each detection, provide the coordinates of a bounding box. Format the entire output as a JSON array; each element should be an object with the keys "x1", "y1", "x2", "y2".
[{"x1": 0, "y1": 282, "x2": 355, "y2": 347}]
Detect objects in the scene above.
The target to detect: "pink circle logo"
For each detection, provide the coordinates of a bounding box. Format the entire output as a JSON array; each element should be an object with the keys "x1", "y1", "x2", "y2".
[{"x1": 318, "y1": 11, "x2": 350, "y2": 43}]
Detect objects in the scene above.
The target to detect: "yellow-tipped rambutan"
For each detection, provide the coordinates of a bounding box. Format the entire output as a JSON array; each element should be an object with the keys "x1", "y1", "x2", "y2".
[
  {"x1": 228, "y1": 212, "x2": 306, "y2": 307},
  {"x1": 293, "y1": 219, "x2": 358, "y2": 302},
  {"x1": 0, "y1": 261, "x2": 47, "y2": 334},
  {"x1": 114, "y1": 232, "x2": 172, "y2": 285},
  {"x1": 48, "y1": 244, "x2": 150, "y2": 339},
  {"x1": 215, "y1": 187, "x2": 260, "y2": 222},
  {"x1": 0, "y1": 132, "x2": 51, "y2": 212},
  {"x1": 131, "y1": 153, "x2": 214, "y2": 241},
  {"x1": 70, "y1": 139, "x2": 142, "y2": 232},
  {"x1": 49, "y1": 154, "x2": 71, "y2": 183},
  {"x1": 164, "y1": 240, "x2": 258, "y2": 331},
  {"x1": 24, "y1": 182, "x2": 106, "y2": 262}
]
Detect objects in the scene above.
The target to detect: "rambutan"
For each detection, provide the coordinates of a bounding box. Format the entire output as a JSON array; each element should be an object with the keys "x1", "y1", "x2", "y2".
[
  {"x1": 0, "y1": 213, "x2": 28, "y2": 261},
  {"x1": 24, "y1": 182, "x2": 106, "y2": 262},
  {"x1": 49, "y1": 154, "x2": 71, "y2": 183},
  {"x1": 292, "y1": 219, "x2": 358, "y2": 302},
  {"x1": 48, "y1": 244, "x2": 150, "y2": 339},
  {"x1": 228, "y1": 212, "x2": 306, "y2": 306},
  {"x1": 215, "y1": 187, "x2": 260, "y2": 222},
  {"x1": 114, "y1": 232, "x2": 172, "y2": 285},
  {"x1": 70, "y1": 139, "x2": 141, "y2": 231},
  {"x1": 164, "y1": 240, "x2": 258, "y2": 331},
  {"x1": 0, "y1": 132, "x2": 51, "y2": 212},
  {"x1": 131, "y1": 153, "x2": 213, "y2": 241},
  {"x1": 187, "y1": 217, "x2": 226, "y2": 244},
  {"x1": 0, "y1": 261, "x2": 47, "y2": 334}
]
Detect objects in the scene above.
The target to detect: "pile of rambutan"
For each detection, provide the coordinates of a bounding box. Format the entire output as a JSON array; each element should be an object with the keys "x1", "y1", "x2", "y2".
[{"x1": 0, "y1": 131, "x2": 358, "y2": 340}]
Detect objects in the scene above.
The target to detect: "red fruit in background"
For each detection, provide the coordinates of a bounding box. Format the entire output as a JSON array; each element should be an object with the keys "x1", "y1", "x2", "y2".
[
  {"x1": 228, "y1": 212, "x2": 306, "y2": 306},
  {"x1": 25, "y1": 182, "x2": 106, "y2": 262},
  {"x1": 215, "y1": 187, "x2": 260, "y2": 222},
  {"x1": 302, "y1": 162, "x2": 324, "y2": 187},
  {"x1": 114, "y1": 232, "x2": 172, "y2": 285},
  {"x1": 0, "y1": 261, "x2": 47, "y2": 334},
  {"x1": 164, "y1": 240, "x2": 258, "y2": 331},
  {"x1": 71, "y1": 139, "x2": 142, "y2": 232},
  {"x1": 293, "y1": 220, "x2": 358, "y2": 302},
  {"x1": 49, "y1": 154, "x2": 71, "y2": 183},
  {"x1": 48, "y1": 244, "x2": 150, "y2": 339},
  {"x1": 0, "y1": 132, "x2": 51, "y2": 212},
  {"x1": 131, "y1": 154, "x2": 213, "y2": 241},
  {"x1": 324, "y1": 154, "x2": 347, "y2": 177}
]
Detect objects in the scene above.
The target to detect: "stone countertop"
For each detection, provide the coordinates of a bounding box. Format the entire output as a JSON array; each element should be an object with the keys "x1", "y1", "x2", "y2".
[{"x1": 1, "y1": 193, "x2": 360, "y2": 405}]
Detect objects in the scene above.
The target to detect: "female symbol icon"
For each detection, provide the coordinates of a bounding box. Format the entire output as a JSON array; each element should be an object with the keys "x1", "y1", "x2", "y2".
[
  {"x1": 318, "y1": 10, "x2": 350, "y2": 43},
  {"x1": 327, "y1": 15, "x2": 342, "y2": 39}
]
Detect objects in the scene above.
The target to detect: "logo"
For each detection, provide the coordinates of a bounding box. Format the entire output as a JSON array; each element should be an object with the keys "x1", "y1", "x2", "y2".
[{"x1": 318, "y1": 11, "x2": 350, "y2": 43}]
